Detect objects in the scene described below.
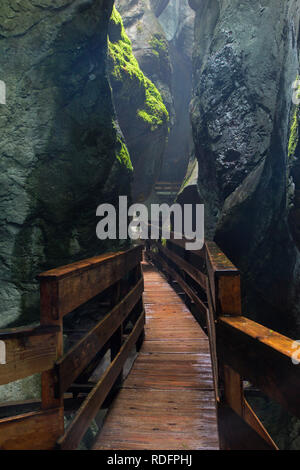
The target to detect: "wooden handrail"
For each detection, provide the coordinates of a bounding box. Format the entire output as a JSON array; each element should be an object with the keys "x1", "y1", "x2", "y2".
[
  {"x1": 206, "y1": 240, "x2": 238, "y2": 273},
  {"x1": 150, "y1": 241, "x2": 207, "y2": 318},
  {"x1": 218, "y1": 316, "x2": 300, "y2": 419},
  {"x1": 0, "y1": 326, "x2": 59, "y2": 386},
  {"x1": 0, "y1": 325, "x2": 60, "y2": 340},
  {"x1": 57, "y1": 311, "x2": 145, "y2": 450},
  {"x1": 206, "y1": 240, "x2": 241, "y2": 316},
  {"x1": 0, "y1": 245, "x2": 144, "y2": 450},
  {"x1": 55, "y1": 277, "x2": 144, "y2": 397},
  {"x1": 37, "y1": 246, "x2": 142, "y2": 318},
  {"x1": 145, "y1": 221, "x2": 206, "y2": 260},
  {"x1": 1, "y1": 233, "x2": 298, "y2": 450},
  {"x1": 146, "y1": 233, "x2": 299, "y2": 450}
]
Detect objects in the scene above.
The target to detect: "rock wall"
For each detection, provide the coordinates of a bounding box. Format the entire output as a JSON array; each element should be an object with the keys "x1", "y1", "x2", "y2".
[
  {"x1": 116, "y1": 0, "x2": 194, "y2": 185},
  {"x1": 108, "y1": 6, "x2": 169, "y2": 202},
  {"x1": 289, "y1": 105, "x2": 300, "y2": 252},
  {"x1": 176, "y1": 156, "x2": 201, "y2": 209},
  {"x1": 155, "y1": 0, "x2": 195, "y2": 181},
  {"x1": 0, "y1": 0, "x2": 133, "y2": 328},
  {"x1": 190, "y1": 0, "x2": 300, "y2": 335}
]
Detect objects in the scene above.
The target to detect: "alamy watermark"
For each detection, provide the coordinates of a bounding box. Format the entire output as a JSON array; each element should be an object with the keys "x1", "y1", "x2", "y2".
[
  {"x1": 0, "y1": 81, "x2": 6, "y2": 105},
  {"x1": 0, "y1": 340, "x2": 6, "y2": 365},
  {"x1": 292, "y1": 79, "x2": 300, "y2": 105},
  {"x1": 96, "y1": 196, "x2": 204, "y2": 251}
]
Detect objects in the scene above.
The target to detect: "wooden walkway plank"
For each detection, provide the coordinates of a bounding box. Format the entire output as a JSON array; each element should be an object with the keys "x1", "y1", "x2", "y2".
[{"x1": 93, "y1": 261, "x2": 219, "y2": 450}]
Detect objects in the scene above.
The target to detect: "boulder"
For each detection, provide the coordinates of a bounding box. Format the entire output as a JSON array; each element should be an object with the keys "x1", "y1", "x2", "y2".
[
  {"x1": 0, "y1": 0, "x2": 133, "y2": 328},
  {"x1": 116, "y1": 0, "x2": 194, "y2": 187},
  {"x1": 108, "y1": 6, "x2": 169, "y2": 202},
  {"x1": 190, "y1": 0, "x2": 300, "y2": 334}
]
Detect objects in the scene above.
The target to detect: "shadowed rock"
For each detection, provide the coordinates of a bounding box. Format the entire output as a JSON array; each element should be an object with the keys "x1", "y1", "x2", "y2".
[
  {"x1": 0, "y1": 0, "x2": 133, "y2": 328},
  {"x1": 190, "y1": 0, "x2": 300, "y2": 335},
  {"x1": 108, "y1": 6, "x2": 169, "y2": 203},
  {"x1": 116, "y1": 0, "x2": 194, "y2": 186}
]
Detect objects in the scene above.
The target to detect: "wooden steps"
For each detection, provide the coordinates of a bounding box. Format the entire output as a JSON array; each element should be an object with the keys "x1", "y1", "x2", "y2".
[{"x1": 93, "y1": 261, "x2": 219, "y2": 450}]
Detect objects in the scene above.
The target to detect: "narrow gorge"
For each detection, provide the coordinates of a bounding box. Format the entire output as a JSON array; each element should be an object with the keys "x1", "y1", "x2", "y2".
[{"x1": 0, "y1": 0, "x2": 300, "y2": 451}]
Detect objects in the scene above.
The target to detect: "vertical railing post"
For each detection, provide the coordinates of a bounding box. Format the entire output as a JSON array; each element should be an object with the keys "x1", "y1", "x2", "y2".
[
  {"x1": 206, "y1": 242, "x2": 279, "y2": 450},
  {"x1": 214, "y1": 267, "x2": 244, "y2": 419},
  {"x1": 110, "y1": 280, "x2": 123, "y2": 388},
  {"x1": 39, "y1": 277, "x2": 64, "y2": 442},
  {"x1": 205, "y1": 241, "x2": 244, "y2": 449},
  {"x1": 131, "y1": 261, "x2": 145, "y2": 351}
]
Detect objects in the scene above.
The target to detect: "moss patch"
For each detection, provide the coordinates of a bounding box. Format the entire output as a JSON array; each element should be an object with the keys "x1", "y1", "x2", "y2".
[
  {"x1": 289, "y1": 79, "x2": 300, "y2": 160},
  {"x1": 108, "y1": 7, "x2": 169, "y2": 131},
  {"x1": 149, "y1": 33, "x2": 168, "y2": 58},
  {"x1": 289, "y1": 109, "x2": 299, "y2": 160},
  {"x1": 116, "y1": 135, "x2": 133, "y2": 171}
]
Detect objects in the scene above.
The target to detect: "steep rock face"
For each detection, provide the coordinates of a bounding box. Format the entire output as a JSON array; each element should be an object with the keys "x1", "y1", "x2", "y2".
[
  {"x1": 190, "y1": 0, "x2": 300, "y2": 334},
  {"x1": 108, "y1": 7, "x2": 169, "y2": 202},
  {"x1": 115, "y1": 0, "x2": 174, "y2": 120},
  {"x1": 289, "y1": 105, "x2": 300, "y2": 251},
  {"x1": 0, "y1": 0, "x2": 133, "y2": 328},
  {"x1": 176, "y1": 157, "x2": 201, "y2": 210},
  {"x1": 157, "y1": 0, "x2": 195, "y2": 182},
  {"x1": 116, "y1": 0, "x2": 194, "y2": 185}
]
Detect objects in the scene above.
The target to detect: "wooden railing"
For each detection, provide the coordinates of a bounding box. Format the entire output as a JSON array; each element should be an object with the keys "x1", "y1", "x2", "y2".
[
  {"x1": 146, "y1": 234, "x2": 300, "y2": 450},
  {"x1": 1, "y1": 234, "x2": 299, "y2": 450},
  {"x1": 0, "y1": 245, "x2": 144, "y2": 450}
]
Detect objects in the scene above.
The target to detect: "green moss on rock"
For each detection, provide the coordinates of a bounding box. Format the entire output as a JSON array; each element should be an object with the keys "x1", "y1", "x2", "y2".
[
  {"x1": 116, "y1": 135, "x2": 133, "y2": 170},
  {"x1": 108, "y1": 7, "x2": 169, "y2": 131},
  {"x1": 289, "y1": 109, "x2": 299, "y2": 160},
  {"x1": 149, "y1": 33, "x2": 168, "y2": 58}
]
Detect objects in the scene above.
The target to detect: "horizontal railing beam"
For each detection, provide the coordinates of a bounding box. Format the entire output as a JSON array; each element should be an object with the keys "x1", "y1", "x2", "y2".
[
  {"x1": 150, "y1": 245, "x2": 207, "y2": 318},
  {"x1": 56, "y1": 277, "x2": 144, "y2": 396},
  {"x1": 0, "y1": 326, "x2": 58, "y2": 386},
  {"x1": 0, "y1": 407, "x2": 63, "y2": 450},
  {"x1": 206, "y1": 240, "x2": 239, "y2": 274},
  {"x1": 157, "y1": 242, "x2": 207, "y2": 290},
  {"x1": 206, "y1": 241, "x2": 241, "y2": 316},
  {"x1": 57, "y1": 310, "x2": 145, "y2": 450},
  {"x1": 0, "y1": 325, "x2": 59, "y2": 340},
  {"x1": 38, "y1": 245, "x2": 143, "y2": 319},
  {"x1": 146, "y1": 222, "x2": 206, "y2": 261},
  {"x1": 217, "y1": 315, "x2": 300, "y2": 419}
]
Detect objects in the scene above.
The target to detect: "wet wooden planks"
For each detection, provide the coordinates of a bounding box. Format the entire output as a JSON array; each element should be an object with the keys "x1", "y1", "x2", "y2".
[{"x1": 93, "y1": 261, "x2": 219, "y2": 450}]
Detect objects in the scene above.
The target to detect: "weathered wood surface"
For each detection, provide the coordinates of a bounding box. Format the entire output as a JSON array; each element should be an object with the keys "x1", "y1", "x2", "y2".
[
  {"x1": 56, "y1": 278, "x2": 144, "y2": 396},
  {"x1": 150, "y1": 247, "x2": 207, "y2": 319},
  {"x1": 57, "y1": 311, "x2": 145, "y2": 450},
  {"x1": 93, "y1": 261, "x2": 219, "y2": 450},
  {"x1": 217, "y1": 315, "x2": 300, "y2": 420},
  {"x1": 217, "y1": 403, "x2": 276, "y2": 451},
  {"x1": 156, "y1": 242, "x2": 207, "y2": 290},
  {"x1": 38, "y1": 246, "x2": 143, "y2": 319},
  {"x1": 0, "y1": 326, "x2": 58, "y2": 385},
  {"x1": 206, "y1": 240, "x2": 241, "y2": 315},
  {"x1": 0, "y1": 408, "x2": 63, "y2": 450}
]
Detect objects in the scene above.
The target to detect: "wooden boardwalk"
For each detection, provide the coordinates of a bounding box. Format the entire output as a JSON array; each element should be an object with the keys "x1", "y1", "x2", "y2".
[{"x1": 93, "y1": 261, "x2": 219, "y2": 450}]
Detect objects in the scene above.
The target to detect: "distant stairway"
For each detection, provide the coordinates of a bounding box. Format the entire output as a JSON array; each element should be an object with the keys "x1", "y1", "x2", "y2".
[{"x1": 154, "y1": 181, "x2": 182, "y2": 203}]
